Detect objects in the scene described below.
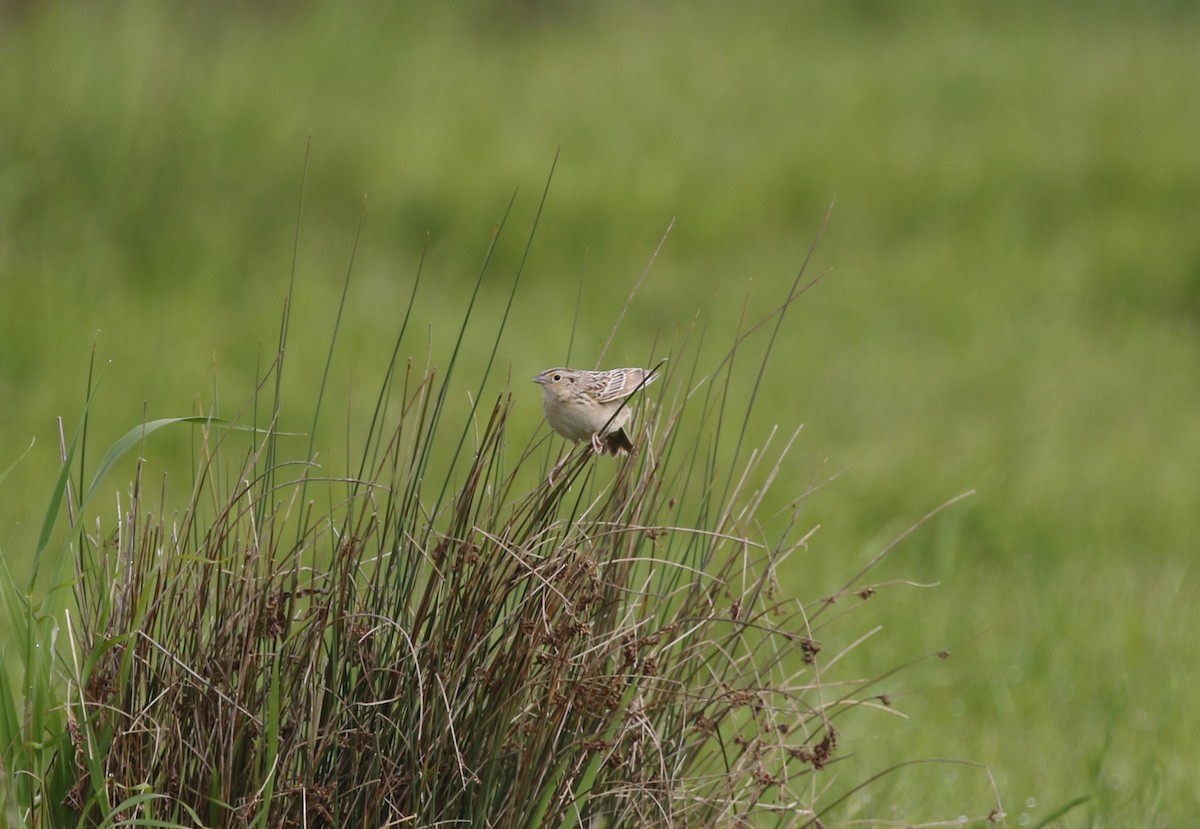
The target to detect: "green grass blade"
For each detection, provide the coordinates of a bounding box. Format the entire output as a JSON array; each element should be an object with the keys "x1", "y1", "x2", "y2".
[
  {"x1": 1031, "y1": 795, "x2": 1091, "y2": 829},
  {"x1": 0, "y1": 438, "x2": 35, "y2": 490},
  {"x1": 83, "y1": 417, "x2": 229, "y2": 506},
  {"x1": 31, "y1": 429, "x2": 80, "y2": 592}
]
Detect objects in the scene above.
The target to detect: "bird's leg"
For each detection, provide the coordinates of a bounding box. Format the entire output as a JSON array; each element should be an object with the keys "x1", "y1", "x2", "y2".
[{"x1": 591, "y1": 432, "x2": 605, "y2": 454}]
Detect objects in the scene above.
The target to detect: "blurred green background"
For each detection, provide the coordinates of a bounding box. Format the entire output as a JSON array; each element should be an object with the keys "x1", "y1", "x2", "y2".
[{"x1": 2, "y1": 1, "x2": 1197, "y2": 824}]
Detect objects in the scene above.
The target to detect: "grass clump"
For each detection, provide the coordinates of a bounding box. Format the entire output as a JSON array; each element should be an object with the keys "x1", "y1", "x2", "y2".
[{"x1": 2, "y1": 212, "x2": 992, "y2": 827}]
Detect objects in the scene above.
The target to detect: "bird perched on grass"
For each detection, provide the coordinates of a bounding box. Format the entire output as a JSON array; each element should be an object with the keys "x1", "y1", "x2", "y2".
[{"x1": 532, "y1": 366, "x2": 659, "y2": 455}]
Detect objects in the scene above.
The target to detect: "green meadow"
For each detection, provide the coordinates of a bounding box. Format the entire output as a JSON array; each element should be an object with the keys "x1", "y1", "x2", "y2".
[{"x1": 2, "y1": 2, "x2": 1198, "y2": 825}]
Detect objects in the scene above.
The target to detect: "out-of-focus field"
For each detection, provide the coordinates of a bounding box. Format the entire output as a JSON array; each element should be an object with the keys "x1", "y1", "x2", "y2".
[{"x1": 2, "y1": 2, "x2": 1197, "y2": 824}]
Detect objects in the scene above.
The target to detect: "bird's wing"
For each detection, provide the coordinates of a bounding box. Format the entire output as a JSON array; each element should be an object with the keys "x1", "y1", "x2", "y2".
[{"x1": 594, "y1": 368, "x2": 655, "y2": 403}]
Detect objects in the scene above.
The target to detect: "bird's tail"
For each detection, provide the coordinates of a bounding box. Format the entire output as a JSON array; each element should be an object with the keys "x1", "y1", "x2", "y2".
[{"x1": 604, "y1": 428, "x2": 635, "y2": 456}]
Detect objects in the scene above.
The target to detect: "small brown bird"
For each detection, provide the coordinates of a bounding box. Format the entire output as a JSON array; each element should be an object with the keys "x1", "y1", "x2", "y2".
[{"x1": 532, "y1": 366, "x2": 659, "y2": 455}]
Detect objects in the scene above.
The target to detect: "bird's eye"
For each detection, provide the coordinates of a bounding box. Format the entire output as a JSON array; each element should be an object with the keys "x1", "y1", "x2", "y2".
[{"x1": 552, "y1": 373, "x2": 562, "y2": 382}]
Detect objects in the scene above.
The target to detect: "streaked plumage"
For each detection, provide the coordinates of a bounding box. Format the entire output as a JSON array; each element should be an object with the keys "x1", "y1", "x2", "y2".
[{"x1": 532, "y1": 366, "x2": 658, "y2": 455}]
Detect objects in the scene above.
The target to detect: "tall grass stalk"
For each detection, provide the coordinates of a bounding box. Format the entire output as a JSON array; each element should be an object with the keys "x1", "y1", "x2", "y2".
[{"x1": 1, "y1": 206, "x2": 994, "y2": 827}]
